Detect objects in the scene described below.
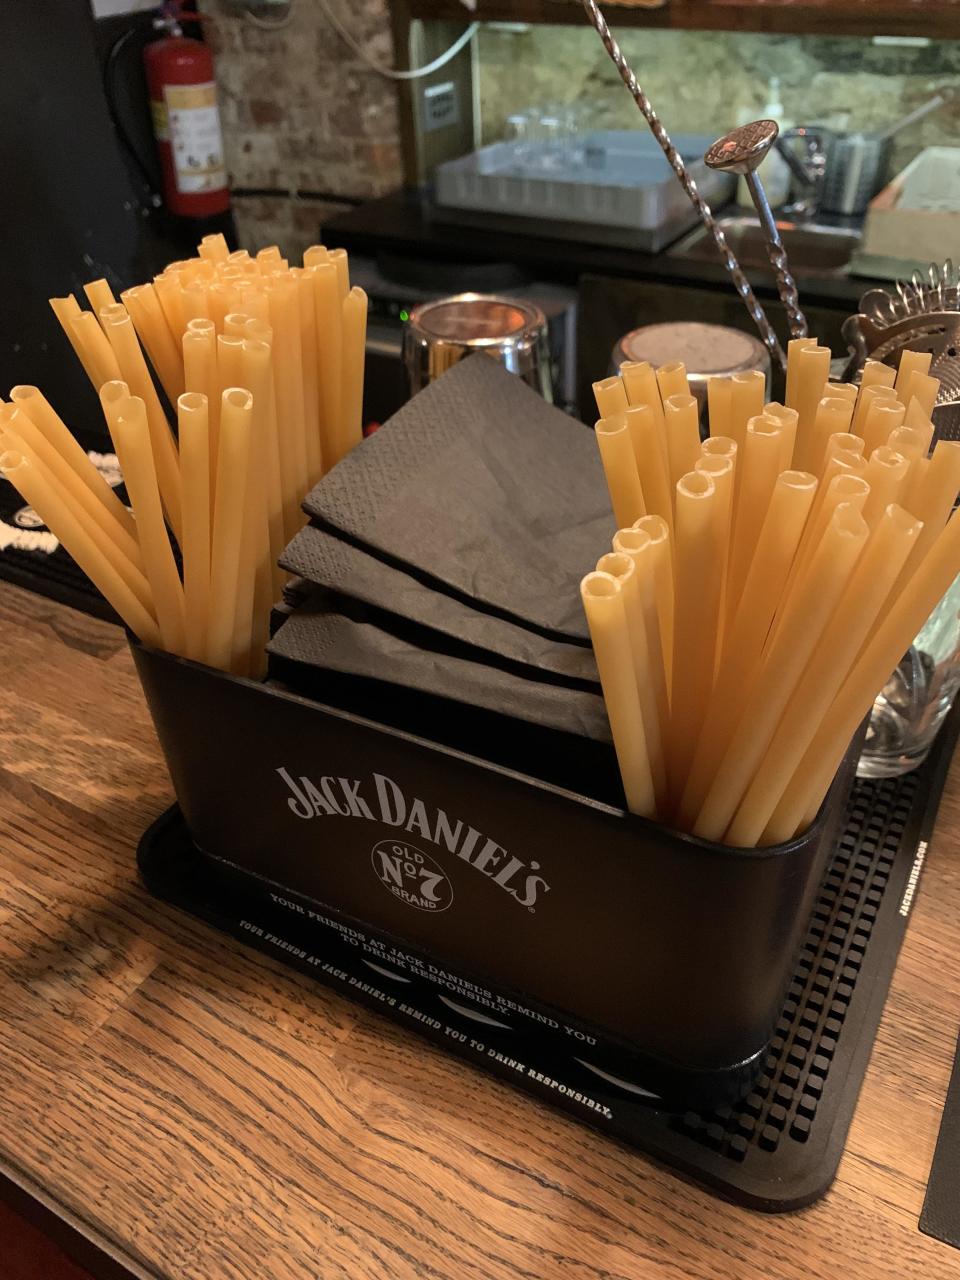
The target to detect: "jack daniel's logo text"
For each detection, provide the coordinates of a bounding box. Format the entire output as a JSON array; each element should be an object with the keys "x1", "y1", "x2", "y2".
[{"x1": 276, "y1": 768, "x2": 550, "y2": 910}]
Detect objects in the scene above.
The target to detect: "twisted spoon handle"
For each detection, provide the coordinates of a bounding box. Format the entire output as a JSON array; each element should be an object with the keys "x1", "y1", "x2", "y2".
[
  {"x1": 740, "y1": 171, "x2": 808, "y2": 339},
  {"x1": 579, "y1": 0, "x2": 787, "y2": 371}
]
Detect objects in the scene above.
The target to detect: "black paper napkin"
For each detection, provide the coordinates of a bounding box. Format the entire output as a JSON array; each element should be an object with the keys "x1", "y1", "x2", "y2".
[
  {"x1": 267, "y1": 588, "x2": 610, "y2": 744},
  {"x1": 280, "y1": 521, "x2": 600, "y2": 688},
  {"x1": 301, "y1": 355, "x2": 613, "y2": 642}
]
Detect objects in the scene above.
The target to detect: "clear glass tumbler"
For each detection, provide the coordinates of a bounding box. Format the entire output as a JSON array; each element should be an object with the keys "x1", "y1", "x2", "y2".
[{"x1": 858, "y1": 572, "x2": 960, "y2": 778}]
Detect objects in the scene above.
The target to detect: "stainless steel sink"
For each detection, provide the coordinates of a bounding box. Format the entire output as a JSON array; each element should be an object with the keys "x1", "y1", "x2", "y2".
[{"x1": 666, "y1": 213, "x2": 862, "y2": 277}]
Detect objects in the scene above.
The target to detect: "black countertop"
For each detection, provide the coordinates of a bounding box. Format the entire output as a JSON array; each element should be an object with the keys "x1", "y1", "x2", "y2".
[{"x1": 321, "y1": 187, "x2": 878, "y2": 311}]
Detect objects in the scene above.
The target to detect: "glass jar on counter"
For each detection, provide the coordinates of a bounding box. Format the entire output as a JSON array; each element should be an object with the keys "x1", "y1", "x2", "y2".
[{"x1": 858, "y1": 572, "x2": 960, "y2": 778}]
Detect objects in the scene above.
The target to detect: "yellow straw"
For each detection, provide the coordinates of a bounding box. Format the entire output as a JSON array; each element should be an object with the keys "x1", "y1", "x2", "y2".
[
  {"x1": 595, "y1": 415, "x2": 646, "y2": 529},
  {"x1": 178, "y1": 392, "x2": 211, "y2": 661},
  {"x1": 677, "y1": 469, "x2": 817, "y2": 827},
  {"x1": 9, "y1": 384, "x2": 137, "y2": 541},
  {"x1": 727, "y1": 504, "x2": 921, "y2": 846},
  {"x1": 767, "y1": 506, "x2": 960, "y2": 842},
  {"x1": 694, "y1": 502, "x2": 868, "y2": 842},
  {"x1": 207, "y1": 388, "x2": 253, "y2": 670},
  {"x1": 597, "y1": 550, "x2": 667, "y2": 809},
  {"x1": 100, "y1": 304, "x2": 182, "y2": 540},
  {"x1": 581, "y1": 571, "x2": 657, "y2": 817},
  {"x1": 110, "y1": 395, "x2": 186, "y2": 654},
  {"x1": 669, "y1": 470, "x2": 725, "y2": 803},
  {"x1": 122, "y1": 283, "x2": 185, "y2": 404},
  {"x1": 0, "y1": 449, "x2": 160, "y2": 647},
  {"x1": 594, "y1": 376, "x2": 629, "y2": 419}
]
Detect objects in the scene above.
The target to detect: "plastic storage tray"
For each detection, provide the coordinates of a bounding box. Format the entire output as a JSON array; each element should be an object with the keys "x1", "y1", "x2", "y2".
[{"x1": 435, "y1": 131, "x2": 736, "y2": 249}]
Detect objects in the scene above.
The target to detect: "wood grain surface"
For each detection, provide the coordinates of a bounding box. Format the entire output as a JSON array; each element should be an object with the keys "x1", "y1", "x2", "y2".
[{"x1": 1, "y1": 579, "x2": 960, "y2": 1279}]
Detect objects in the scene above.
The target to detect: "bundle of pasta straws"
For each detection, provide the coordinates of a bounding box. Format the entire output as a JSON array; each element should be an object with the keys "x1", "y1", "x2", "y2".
[
  {"x1": 0, "y1": 233, "x2": 366, "y2": 676},
  {"x1": 585, "y1": 340, "x2": 960, "y2": 847}
]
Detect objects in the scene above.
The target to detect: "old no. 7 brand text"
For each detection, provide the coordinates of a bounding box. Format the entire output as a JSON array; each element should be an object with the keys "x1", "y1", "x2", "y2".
[{"x1": 276, "y1": 768, "x2": 549, "y2": 910}]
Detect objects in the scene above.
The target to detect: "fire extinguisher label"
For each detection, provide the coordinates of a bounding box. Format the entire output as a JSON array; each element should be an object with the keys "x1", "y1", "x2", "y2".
[
  {"x1": 150, "y1": 99, "x2": 169, "y2": 142},
  {"x1": 164, "y1": 81, "x2": 228, "y2": 195}
]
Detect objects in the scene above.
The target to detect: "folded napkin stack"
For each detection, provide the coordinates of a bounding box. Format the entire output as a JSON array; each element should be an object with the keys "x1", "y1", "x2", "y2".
[{"x1": 267, "y1": 356, "x2": 622, "y2": 798}]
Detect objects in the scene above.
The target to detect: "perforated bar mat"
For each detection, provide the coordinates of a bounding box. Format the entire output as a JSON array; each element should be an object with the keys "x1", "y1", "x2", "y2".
[{"x1": 138, "y1": 700, "x2": 960, "y2": 1212}]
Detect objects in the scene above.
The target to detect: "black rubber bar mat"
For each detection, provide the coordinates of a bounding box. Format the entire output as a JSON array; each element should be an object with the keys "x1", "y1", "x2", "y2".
[
  {"x1": 137, "y1": 698, "x2": 960, "y2": 1212},
  {"x1": 920, "y1": 1029, "x2": 960, "y2": 1248},
  {"x1": 0, "y1": 433, "x2": 121, "y2": 623}
]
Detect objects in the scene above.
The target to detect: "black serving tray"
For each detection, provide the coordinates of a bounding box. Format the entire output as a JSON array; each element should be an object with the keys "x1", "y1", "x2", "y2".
[{"x1": 139, "y1": 691, "x2": 960, "y2": 1211}]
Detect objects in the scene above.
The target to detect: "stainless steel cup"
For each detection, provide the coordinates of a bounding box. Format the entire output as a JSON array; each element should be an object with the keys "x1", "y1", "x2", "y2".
[
  {"x1": 611, "y1": 322, "x2": 771, "y2": 416},
  {"x1": 402, "y1": 294, "x2": 553, "y2": 402}
]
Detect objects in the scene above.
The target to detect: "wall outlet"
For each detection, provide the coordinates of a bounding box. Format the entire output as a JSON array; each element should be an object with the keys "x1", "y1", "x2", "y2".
[{"x1": 423, "y1": 81, "x2": 459, "y2": 134}]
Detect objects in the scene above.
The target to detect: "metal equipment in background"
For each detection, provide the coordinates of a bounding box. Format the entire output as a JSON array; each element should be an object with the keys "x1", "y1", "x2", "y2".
[{"x1": 402, "y1": 294, "x2": 553, "y2": 402}]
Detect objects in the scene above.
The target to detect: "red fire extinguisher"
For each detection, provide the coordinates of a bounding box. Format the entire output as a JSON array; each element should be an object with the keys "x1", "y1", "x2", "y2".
[{"x1": 144, "y1": 18, "x2": 231, "y2": 219}]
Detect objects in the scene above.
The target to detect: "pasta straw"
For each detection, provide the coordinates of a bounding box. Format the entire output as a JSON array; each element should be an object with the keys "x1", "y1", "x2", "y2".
[
  {"x1": 0, "y1": 416, "x2": 151, "y2": 613},
  {"x1": 727, "y1": 504, "x2": 920, "y2": 846},
  {"x1": 620, "y1": 361, "x2": 668, "y2": 461},
  {"x1": 110, "y1": 395, "x2": 186, "y2": 655},
  {"x1": 632, "y1": 513, "x2": 674, "y2": 687},
  {"x1": 339, "y1": 286, "x2": 368, "y2": 470},
  {"x1": 595, "y1": 415, "x2": 646, "y2": 529},
  {"x1": 729, "y1": 370, "x2": 765, "y2": 453},
  {"x1": 852, "y1": 382, "x2": 898, "y2": 439},
  {"x1": 766, "y1": 506, "x2": 960, "y2": 842},
  {"x1": 0, "y1": 449, "x2": 161, "y2": 647},
  {"x1": 241, "y1": 337, "x2": 287, "y2": 596},
  {"x1": 808, "y1": 397, "x2": 854, "y2": 476},
  {"x1": 9, "y1": 384, "x2": 137, "y2": 541},
  {"x1": 207, "y1": 388, "x2": 253, "y2": 670},
  {"x1": 624, "y1": 404, "x2": 672, "y2": 531},
  {"x1": 677, "y1": 469, "x2": 817, "y2": 827},
  {"x1": 760, "y1": 402, "x2": 798, "y2": 473},
  {"x1": 706, "y1": 377, "x2": 733, "y2": 442},
  {"x1": 613, "y1": 526, "x2": 672, "y2": 749},
  {"x1": 122, "y1": 283, "x2": 185, "y2": 404},
  {"x1": 49, "y1": 296, "x2": 100, "y2": 386},
  {"x1": 100, "y1": 304, "x2": 183, "y2": 540},
  {"x1": 267, "y1": 273, "x2": 309, "y2": 534},
  {"x1": 792, "y1": 344, "x2": 831, "y2": 470},
  {"x1": 0, "y1": 403, "x2": 143, "y2": 577},
  {"x1": 889, "y1": 440, "x2": 960, "y2": 597},
  {"x1": 862, "y1": 446, "x2": 909, "y2": 527},
  {"x1": 895, "y1": 348, "x2": 932, "y2": 402},
  {"x1": 858, "y1": 359, "x2": 896, "y2": 394},
  {"x1": 669, "y1": 470, "x2": 724, "y2": 803},
  {"x1": 178, "y1": 391, "x2": 211, "y2": 662},
  {"x1": 656, "y1": 360, "x2": 689, "y2": 402},
  {"x1": 294, "y1": 267, "x2": 322, "y2": 483},
  {"x1": 861, "y1": 396, "x2": 906, "y2": 457},
  {"x1": 594, "y1": 375, "x2": 629, "y2": 419},
  {"x1": 597, "y1": 550, "x2": 667, "y2": 808},
  {"x1": 694, "y1": 502, "x2": 868, "y2": 841},
  {"x1": 784, "y1": 337, "x2": 817, "y2": 413},
  {"x1": 662, "y1": 393, "x2": 701, "y2": 491},
  {"x1": 581, "y1": 571, "x2": 657, "y2": 817},
  {"x1": 726, "y1": 415, "x2": 783, "y2": 617}
]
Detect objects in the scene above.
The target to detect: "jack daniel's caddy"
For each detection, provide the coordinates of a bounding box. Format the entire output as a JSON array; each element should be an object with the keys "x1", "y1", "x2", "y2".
[{"x1": 132, "y1": 638, "x2": 858, "y2": 1113}]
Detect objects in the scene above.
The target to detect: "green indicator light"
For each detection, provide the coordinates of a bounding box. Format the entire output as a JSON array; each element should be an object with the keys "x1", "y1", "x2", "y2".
[{"x1": 399, "y1": 309, "x2": 409, "y2": 322}]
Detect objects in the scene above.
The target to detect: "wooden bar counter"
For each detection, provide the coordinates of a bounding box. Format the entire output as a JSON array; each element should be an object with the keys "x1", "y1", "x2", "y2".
[{"x1": 1, "y1": 579, "x2": 959, "y2": 1279}]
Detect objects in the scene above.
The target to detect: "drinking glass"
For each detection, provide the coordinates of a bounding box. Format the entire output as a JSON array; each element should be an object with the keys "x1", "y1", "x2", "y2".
[{"x1": 858, "y1": 573, "x2": 960, "y2": 778}]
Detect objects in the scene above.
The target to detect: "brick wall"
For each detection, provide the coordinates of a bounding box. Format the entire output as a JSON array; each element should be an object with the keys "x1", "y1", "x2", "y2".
[{"x1": 201, "y1": 0, "x2": 404, "y2": 260}]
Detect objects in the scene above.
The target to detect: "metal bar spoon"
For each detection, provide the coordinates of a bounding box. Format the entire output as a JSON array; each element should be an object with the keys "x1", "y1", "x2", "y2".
[
  {"x1": 578, "y1": 0, "x2": 788, "y2": 369},
  {"x1": 704, "y1": 120, "x2": 809, "y2": 341}
]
